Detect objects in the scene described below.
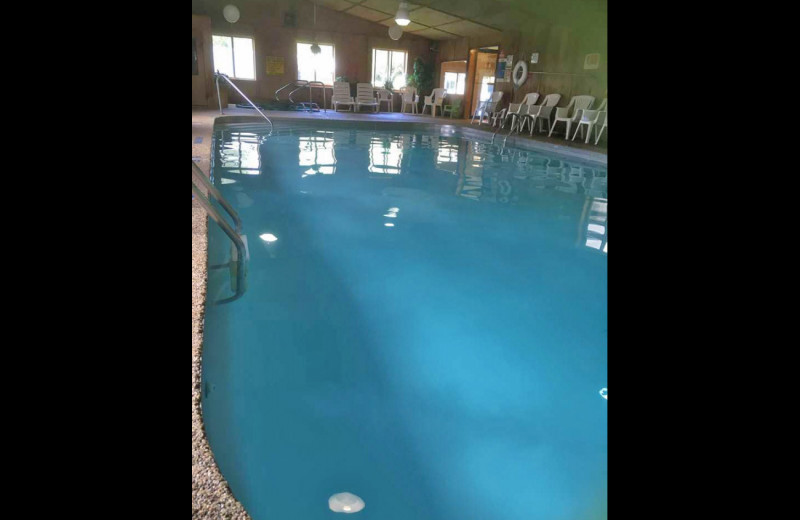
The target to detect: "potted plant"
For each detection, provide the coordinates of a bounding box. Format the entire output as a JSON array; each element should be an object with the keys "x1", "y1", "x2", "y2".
[{"x1": 407, "y1": 57, "x2": 434, "y2": 98}]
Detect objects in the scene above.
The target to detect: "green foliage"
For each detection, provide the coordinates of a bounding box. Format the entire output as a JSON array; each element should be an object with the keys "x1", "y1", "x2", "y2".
[
  {"x1": 384, "y1": 79, "x2": 394, "y2": 91},
  {"x1": 407, "y1": 57, "x2": 434, "y2": 98},
  {"x1": 335, "y1": 76, "x2": 349, "y2": 83}
]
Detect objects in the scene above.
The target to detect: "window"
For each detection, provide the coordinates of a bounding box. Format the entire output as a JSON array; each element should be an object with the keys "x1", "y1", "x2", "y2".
[
  {"x1": 443, "y1": 72, "x2": 466, "y2": 94},
  {"x1": 372, "y1": 49, "x2": 407, "y2": 89},
  {"x1": 212, "y1": 35, "x2": 255, "y2": 80},
  {"x1": 297, "y1": 43, "x2": 335, "y2": 85}
]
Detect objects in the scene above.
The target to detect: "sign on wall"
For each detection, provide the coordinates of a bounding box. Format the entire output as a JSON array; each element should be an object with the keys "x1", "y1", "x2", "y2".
[
  {"x1": 266, "y1": 56, "x2": 285, "y2": 75},
  {"x1": 584, "y1": 53, "x2": 601, "y2": 70},
  {"x1": 495, "y1": 58, "x2": 506, "y2": 82}
]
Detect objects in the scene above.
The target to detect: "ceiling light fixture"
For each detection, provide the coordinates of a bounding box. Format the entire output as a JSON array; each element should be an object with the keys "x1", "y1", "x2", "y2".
[
  {"x1": 310, "y1": 2, "x2": 321, "y2": 55},
  {"x1": 395, "y1": 2, "x2": 410, "y2": 26},
  {"x1": 223, "y1": 4, "x2": 240, "y2": 23},
  {"x1": 388, "y1": 24, "x2": 403, "y2": 40}
]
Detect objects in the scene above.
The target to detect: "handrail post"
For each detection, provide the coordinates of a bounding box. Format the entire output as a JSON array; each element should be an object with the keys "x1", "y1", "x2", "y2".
[
  {"x1": 214, "y1": 72, "x2": 273, "y2": 135},
  {"x1": 192, "y1": 161, "x2": 242, "y2": 233},
  {"x1": 216, "y1": 73, "x2": 223, "y2": 115},
  {"x1": 192, "y1": 181, "x2": 247, "y2": 304}
]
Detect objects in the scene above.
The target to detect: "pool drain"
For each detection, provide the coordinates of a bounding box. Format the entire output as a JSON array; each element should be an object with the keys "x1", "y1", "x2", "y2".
[{"x1": 329, "y1": 492, "x2": 365, "y2": 513}]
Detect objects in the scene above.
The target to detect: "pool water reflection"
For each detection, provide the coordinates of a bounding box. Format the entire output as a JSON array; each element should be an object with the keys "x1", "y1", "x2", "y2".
[{"x1": 204, "y1": 126, "x2": 607, "y2": 520}]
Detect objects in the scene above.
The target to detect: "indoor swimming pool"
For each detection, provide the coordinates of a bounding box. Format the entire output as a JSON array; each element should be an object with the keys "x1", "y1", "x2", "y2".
[{"x1": 201, "y1": 121, "x2": 607, "y2": 520}]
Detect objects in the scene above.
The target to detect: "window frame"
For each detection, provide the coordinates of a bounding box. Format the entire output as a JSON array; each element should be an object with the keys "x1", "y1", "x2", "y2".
[
  {"x1": 296, "y1": 41, "x2": 336, "y2": 86},
  {"x1": 443, "y1": 71, "x2": 467, "y2": 95},
  {"x1": 371, "y1": 48, "x2": 408, "y2": 90},
  {"x1": 212, "y1": 34, "x2": 257, "y2": 81}
]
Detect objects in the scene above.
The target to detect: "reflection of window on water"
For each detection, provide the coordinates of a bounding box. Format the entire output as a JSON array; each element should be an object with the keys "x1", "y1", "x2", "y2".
[
  {"x1": 368, "y1": 137, "x2": 403, "y2": 175},
  {"x1": 218, "y1": 131, "x2": 261, "y2": 175},
  {"x1": 584, "y1": 198, "x2": 607, "y2": 253},
  {"x1": 299, "y1": 131, "x2": 336, "y2": 175},
  {"x1": 436, "y1": 140, "x2": 459, "y2": 173}
]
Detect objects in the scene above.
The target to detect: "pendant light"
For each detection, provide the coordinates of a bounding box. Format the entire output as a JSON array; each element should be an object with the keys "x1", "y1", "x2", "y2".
[
  {"x1": 310, "y1": 2, "x2": 321, "y2": 55},
  {"x1": 388, "y1": 24, "x2": 403, "y2": 40},
  {"x1": 223, "y1": 4, "x2": 240, "y2": 23},
  {"x1": 395, "y1": 2, "x2": 410, "y2": 26}
]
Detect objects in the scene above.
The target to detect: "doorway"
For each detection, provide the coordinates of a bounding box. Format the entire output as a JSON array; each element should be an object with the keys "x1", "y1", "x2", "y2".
[{"x1": 464, "y1": 46, "x2": 499, "y2": 118}]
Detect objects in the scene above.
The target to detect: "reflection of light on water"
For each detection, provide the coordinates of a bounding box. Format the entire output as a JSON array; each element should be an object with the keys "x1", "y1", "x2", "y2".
[
  {"x1": 368, "y1": 136, "x2": 403, "y2": 175},
  {"x1": 329, "y1": 492, "x2": 365, "y2": 513},
  {"x1": 299, "y1": 132, "x2": 336, "y2": 176},
  {"x1": 384, "y1": 223, "x2": 395, "y2": 227},
  {"x1": 259, "y1": 233, "x2": 278, "y2": 243},
  {"x1": 220, "y1": 178, "x2": 236, "y2": 184},
  {"x1": 599, "y1": 388, "x2": 608, "y2": 400},
  {"x1": 217, "y1": 131, "x2": 261, "y2": 175},
  {"x1": 583, "y1": 198, "x2": 607, "y2": 254}
]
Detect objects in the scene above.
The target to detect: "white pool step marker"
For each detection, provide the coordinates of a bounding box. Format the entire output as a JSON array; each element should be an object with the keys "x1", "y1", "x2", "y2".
[
  {"x1": 329, "y1": 492, "x2": 365, "y2": 513},
  {"x1": 599, "y1": 388, "x2": 608, "y2": 400}
]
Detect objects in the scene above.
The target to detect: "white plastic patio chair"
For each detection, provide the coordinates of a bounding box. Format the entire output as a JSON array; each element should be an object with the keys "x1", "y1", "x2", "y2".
[
  {"x1": 355, "y1": 83, "x2": 379, "y2": 112},
  {"x1": 331, "y1": 82, "x2": 354, "y2": 112},
  {"x1": 471, "y1": 91, "x2": 503, "y2": 125},
  {"x1": 422, "y1": 88, "x2": 447, "y2": 117},
  {"x1": 377, "y1": 89, "x2": 393, "y2": 112},
  {"x1": 518, "y1": 93, "x2": 561, "y2": 134},
  {"x1": 594, "y1": 111, "x2": 607, "y2": 145},
  {"x1": 571, "y1": 99, "x2": 607, "y2": 144},
  {"x1": 499, "y1": 92, "x2": 540, "y2": 130},
  {"x1": 549, "y1": 95, "x2": 595, "y2": 139},
  {"x1": 400, "y1": 87, "x2": 418, "y2": 114}
]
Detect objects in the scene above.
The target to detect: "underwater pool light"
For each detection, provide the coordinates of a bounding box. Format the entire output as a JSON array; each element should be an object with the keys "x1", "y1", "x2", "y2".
[
  {"x1": 329, "y1": 492, "x2": 365, "y2": 513},
  {"x1": 259, "y1": 233, "x2": 278, "y2": 242}
]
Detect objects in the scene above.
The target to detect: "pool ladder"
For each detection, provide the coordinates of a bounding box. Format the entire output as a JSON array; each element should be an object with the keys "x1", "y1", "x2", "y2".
[
  {"x1": 275, "y1": 80, "x2": 327, "y2": 112},
  {"x1": 215, "y1": 72, "x2": 274, "y2": 135},
  {"x1": 192, "y1": 161, "x2": 248, "y2": 304},
  {"x1": 490, "y1": 115, "x2": 517, "y2": 151}
]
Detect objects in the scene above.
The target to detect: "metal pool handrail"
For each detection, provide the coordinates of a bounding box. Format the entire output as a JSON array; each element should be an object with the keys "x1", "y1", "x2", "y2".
[
  {"x1": 192, "y1": 161, "x2": 242, "y2": 233},
  {"x1": 192, "y1": 162, "x2": 247, "y2": 304},
  {"x1": 215, "y1": 72, "x2": 274, "y2": 135},
  {"x1": 276, "y1": 80, "x2": 328, "y2": 111}
]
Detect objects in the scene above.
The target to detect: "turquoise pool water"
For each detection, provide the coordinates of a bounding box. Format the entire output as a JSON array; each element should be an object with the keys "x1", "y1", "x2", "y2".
[{"x1": 203, "y1": 124, "x2": 607, "y2": 520}]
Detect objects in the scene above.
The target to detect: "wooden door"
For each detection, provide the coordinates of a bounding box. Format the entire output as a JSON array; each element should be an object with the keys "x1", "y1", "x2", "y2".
[{"x1": 192, "y1": 32, "x2": 207, "y2": 107}]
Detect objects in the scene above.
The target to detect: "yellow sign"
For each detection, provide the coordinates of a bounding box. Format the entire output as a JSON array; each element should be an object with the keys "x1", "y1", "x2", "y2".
[{"x1": 266, "y1": 56, "x2": 285, "y2": 75}]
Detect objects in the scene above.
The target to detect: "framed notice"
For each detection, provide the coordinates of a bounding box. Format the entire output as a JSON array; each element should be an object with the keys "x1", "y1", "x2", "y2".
[
  {"x1": 584, "y1": 53, "x2": 600, "y2": 70},
  {"x1": 266, "y1": 56, "x2": 285, "y2": 75}
]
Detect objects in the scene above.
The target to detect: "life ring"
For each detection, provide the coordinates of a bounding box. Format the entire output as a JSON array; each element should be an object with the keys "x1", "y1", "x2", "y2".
[{"x1": 512, "y1": 60, "x2": 527, "y2": 87}]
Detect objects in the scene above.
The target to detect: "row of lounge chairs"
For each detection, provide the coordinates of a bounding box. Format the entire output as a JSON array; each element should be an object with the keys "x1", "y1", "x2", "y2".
[
  {"x1": 327, "y1": 81, "x2": 607, "y2": 144},
  {"x1": 330, "y1": 82, "x2": 446, "y2": 116},
  {"x1": 475, "y1": 92, "x2": 608, "y2": 145}
]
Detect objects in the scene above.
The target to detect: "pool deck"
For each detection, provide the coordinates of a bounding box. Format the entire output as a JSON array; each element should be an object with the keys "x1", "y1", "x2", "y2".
[{"x1": 190, "y1": 107, "x2": 606, "y2": 519}]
